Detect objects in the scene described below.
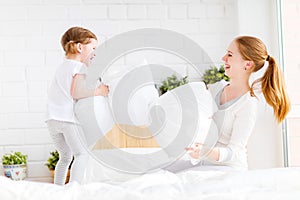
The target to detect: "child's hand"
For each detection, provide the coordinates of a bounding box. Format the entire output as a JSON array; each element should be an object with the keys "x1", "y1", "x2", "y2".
[{"x1": 95, "y1": 83, "x2": 109, "y2": 96}]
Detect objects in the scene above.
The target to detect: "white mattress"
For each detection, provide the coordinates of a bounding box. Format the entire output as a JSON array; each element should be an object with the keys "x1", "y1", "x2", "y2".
[{"x1": 1, "y1": 167, "x2": 300, "y2": 200}]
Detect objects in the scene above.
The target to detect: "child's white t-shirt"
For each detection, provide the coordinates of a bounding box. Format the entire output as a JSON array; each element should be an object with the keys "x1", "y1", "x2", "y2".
[{"x1": 46, "y1": 59, "x2": 87, "y2": 123}]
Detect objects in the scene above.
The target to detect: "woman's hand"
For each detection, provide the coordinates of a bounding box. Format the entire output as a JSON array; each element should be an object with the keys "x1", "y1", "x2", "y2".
[{"x1": 185, "y1": 143, "x2": 203, "y2": 159}]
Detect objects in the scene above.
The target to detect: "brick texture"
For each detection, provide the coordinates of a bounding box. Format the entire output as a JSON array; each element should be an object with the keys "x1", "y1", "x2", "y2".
[{"x1": 0, "y1": 0, "x2": 240, "y2": 179}]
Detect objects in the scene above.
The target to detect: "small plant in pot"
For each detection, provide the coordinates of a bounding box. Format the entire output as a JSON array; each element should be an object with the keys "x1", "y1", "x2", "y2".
[
  {"x1": 45, "y1": 150, "x2": 73, "y2": 183},
  {"x1": 45, "y1": 150, "x2": 59, "y2": 172},
  {"x1": 2, "y1": 151, "x2": 27, "y2": 181},
  {"x1": 201, "y1": 65, "x2": 229, "y2": 87},
  {"x1": 159, "y1": 74, "x2": 189, "y2": 95}
]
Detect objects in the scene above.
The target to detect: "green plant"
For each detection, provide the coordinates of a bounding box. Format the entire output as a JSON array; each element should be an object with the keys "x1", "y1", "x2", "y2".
[
  {"x1": 159, "y1": 74, "x2": 188, "y2": 95},
  {"x1": 45, "y1": 150, "x2": 73, "y2": 171},
  {"x1": 201, "y1": 65, "x2": 229, "y2": 86},
  {"x1": 45, "y1": 150, "x2": 59, "y2": 170},
  {"x1": 2, "y1": 151, "x2": 27, "y2": 165}
]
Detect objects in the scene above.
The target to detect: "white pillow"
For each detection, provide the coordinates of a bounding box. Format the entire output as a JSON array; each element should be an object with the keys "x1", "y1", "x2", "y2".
[
  {"x1": 75, "y1": 96, "x2": 114, "y2": 148},
  {"x1": 150, "y1": 82, "x2": 218, "y2": 149}
]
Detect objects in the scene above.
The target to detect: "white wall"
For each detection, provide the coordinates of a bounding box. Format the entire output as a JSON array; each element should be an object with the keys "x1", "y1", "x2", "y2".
[
  {"x1": 0, "y1": 0, "x2": 285, "y2": 180},
  {"x1": 0, "y1": 0, "x2": 239, "y2": 180}
]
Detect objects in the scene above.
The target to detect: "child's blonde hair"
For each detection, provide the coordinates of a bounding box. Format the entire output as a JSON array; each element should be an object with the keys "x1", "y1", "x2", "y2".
[{"x1": 61, "y1": 27, "x2": 97, "y2": 55}]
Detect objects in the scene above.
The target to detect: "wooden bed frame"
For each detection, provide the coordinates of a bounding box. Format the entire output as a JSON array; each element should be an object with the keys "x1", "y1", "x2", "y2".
[{"x1": 92, "y1": 124, "x2": 160, "y2": 150}]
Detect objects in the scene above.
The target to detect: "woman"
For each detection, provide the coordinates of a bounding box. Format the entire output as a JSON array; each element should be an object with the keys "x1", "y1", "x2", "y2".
[{"x1": 185, "y1": 36, "x2": 291, "y2": 170}]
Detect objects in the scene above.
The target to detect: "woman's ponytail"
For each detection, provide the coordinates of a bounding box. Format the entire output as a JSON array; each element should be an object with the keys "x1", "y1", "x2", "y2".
[
  {"x1": 236, "y1": 36, "x2": 290, "y2": 123},
  {"x1": 258, "y1": 56, "x2": 290, "y2": 122}
]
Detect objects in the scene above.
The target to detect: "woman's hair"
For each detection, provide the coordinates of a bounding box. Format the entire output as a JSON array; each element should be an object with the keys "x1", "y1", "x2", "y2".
[
  {"x1": 61, "y1": 26, "x2": 97, "y2": 55},
  {"x1": 235, "y1": 36, "x2": 290, "y2": 123}
]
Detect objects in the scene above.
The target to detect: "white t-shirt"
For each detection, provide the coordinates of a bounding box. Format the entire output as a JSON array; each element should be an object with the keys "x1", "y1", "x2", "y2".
[
  {"x1": 46, "y1": 59, "x2": 87, "y2": 123},
  {"x1": 207, "y1": 80, "x2": 258, "y2": 170}
]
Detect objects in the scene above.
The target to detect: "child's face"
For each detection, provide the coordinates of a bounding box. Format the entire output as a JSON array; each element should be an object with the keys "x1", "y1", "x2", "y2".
[{"x1": 80, "y1": 38, "x2": 98, "y2": 67}]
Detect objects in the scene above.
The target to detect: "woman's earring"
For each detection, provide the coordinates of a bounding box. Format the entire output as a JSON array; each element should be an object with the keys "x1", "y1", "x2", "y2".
[{"x1": 244, "y1": 67, "x2": 247, "y2": 70}]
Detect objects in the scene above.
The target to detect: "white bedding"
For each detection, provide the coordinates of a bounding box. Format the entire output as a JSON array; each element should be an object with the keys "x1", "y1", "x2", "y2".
[{"x1": 1, "y1": 167, "x2": 300, "y2": 200}]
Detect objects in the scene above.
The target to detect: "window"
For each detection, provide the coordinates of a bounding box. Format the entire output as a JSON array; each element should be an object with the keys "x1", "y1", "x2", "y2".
[{"x1": 281, "y1": 0, "x2": 300, "y2": 167}]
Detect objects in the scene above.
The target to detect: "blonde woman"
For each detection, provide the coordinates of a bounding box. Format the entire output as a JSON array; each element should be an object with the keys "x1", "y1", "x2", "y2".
[
  {"x1": 46, "y1": 27, "x2": 109, "y2": 185},
  {"x1": 185, "y1": 36, "x2": 291, "y2": 171}
]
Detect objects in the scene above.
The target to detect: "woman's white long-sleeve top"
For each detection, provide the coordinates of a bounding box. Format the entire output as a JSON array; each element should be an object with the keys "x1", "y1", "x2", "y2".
[{"x1": 208, "y1": 80, "x2": 258, "y2": 170}]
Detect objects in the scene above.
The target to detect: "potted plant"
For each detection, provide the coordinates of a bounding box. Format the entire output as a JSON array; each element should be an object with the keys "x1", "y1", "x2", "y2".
[
  {"x1": 201, "y1": 65, "x2": 229, "y2": 87},
  {"x1": 159, "y1": 74, "x2": 189, "y2": 95},
  {"x1": 45, "y1": 150, "x2": 72, "y2": 183},
  {"x1": 2, "y1": 151, "x2": 27, "y2": 181},
  {"x1": 45, "y1": 150, "x2": 59, "y2": 173}
]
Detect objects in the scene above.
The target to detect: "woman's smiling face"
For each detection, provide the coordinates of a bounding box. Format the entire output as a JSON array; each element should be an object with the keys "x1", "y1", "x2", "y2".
[{"x1": 222, "y1": 40, "x2": 247, "y2": 78}]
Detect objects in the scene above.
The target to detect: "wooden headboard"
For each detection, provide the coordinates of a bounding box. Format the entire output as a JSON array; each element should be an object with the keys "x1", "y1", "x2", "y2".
[{"x1": 92, "y1": 124, "x2": 160, "y2": 150}]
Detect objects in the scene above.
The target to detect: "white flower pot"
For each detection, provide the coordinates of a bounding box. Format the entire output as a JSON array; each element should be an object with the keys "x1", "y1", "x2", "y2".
[{"x1": 3, "y1": 164, "x2": 27, "y2": 181}]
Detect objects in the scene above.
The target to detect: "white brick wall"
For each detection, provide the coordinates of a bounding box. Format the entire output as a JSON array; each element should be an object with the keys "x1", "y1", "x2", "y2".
[
  {"x1": 109, "y1": 5, "x2": 127, "y2": 19},
  {"x1": 168, "y1": 5, "x2": 187, "y2": 19},
  {"x1": 188, "y1": 4, "x2": 206, "y2": 19},
  {"x1": 147, "y1": 5, "x2": 167, "y2": 19},
  {"x1": 69, "y1": 6, "x2": 108, "y2": 19},
  {"x1": 127, "y1": 5, "x2": 147, "y2": 19},
  {"x1": 0, "y1": 0, "x2": 238, "y2": 180}
]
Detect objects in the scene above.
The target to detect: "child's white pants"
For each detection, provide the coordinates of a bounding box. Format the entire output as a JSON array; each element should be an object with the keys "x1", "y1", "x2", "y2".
[{"x1": 47, "y1": 120, "x2": 89, "y2": 185}]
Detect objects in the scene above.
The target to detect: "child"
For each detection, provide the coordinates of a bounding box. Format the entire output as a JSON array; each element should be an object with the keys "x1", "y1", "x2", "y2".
[{"x1": 46, "y1": 26, "x2": 109, "y2": 185}]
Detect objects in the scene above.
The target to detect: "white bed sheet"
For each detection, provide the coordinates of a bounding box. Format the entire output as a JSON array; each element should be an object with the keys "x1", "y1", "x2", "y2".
[{"x1": 1, "y1": 167, "x2": 300, "y2": 200}]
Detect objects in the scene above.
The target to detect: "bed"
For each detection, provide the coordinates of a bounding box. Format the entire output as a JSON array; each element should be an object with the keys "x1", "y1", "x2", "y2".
[
  {"x1": 2, "y1": 82, "x2": 299, "y2": 200},
  {"x1": 2, "y1": 129, "x2": 298, "y2": 200},
  {"x1": 1, "y1": 166, "x2": 300, "y2": 200}
]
